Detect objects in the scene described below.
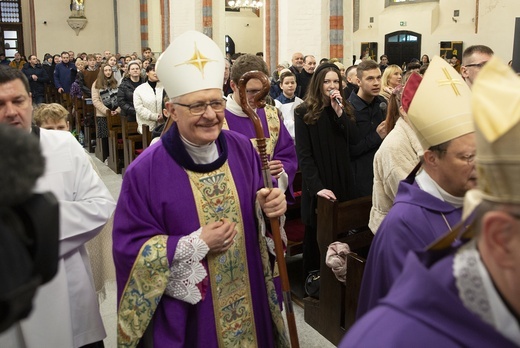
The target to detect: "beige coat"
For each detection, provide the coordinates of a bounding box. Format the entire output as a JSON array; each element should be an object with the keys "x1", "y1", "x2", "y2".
[{"x1": 369, "y1": 117, "x2": 423, "y2": 233}]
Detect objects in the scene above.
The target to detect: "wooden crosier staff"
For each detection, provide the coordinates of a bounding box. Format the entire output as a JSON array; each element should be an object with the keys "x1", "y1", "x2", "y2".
[{"x1": 237, "y1": 71, "x2": 300, "y2": 348}]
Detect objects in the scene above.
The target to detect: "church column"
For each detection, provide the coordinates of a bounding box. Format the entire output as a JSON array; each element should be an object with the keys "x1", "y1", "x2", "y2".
[
  {"x1": 265, "y1": 0, "x2": 278, "y2": 73},
  {"x1": 343, "y1": 0, "x2": 354, "y2": 66},
  {"x1": 140, "y1": 0, "x2": 149, "y2": 49},
  {"x1": 330, "y1": 0, "x2": 343, "y2": 60},
  {"x1": 161, "y1": 0, "x2": 170, "y2": 50},
  {"x1": 170, "y1": 1, "x2": 203, "y2": 39},
  {"x1": 202, "y1": 0, "x2": 213, "y2": 38}
]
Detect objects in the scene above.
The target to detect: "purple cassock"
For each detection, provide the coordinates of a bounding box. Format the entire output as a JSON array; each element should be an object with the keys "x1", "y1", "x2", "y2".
[
  {"x1": 340, "y1": 247, "x2": 519, "y2": 348},
  {"x1": 113, "y1": 124, "x2": 281, "y2": 347},
  {"x1": 224, "y1": 106, "x2": 298, "y2": 202},
  {"x1": 356, "y1": 174, "x2": 462, "y2": 318}
]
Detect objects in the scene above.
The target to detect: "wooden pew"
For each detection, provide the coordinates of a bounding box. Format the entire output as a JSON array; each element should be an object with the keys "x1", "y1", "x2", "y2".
[
  {"x1": 120, "y1": 116, "x2": 142, "y2": 176},
  {"x1": 141, "y1": 124, "x2": 152, "y2": 150},
  {"x1": 303, "y1": 195, "x2": 373, "y2": 346},
  {"x1": 106, "y1": 110, "x2": 123, "y2": 174},
  {"x1": 59, "y1": 93, "x2": 74, "y2": 132},
  {"x1": 82, "y1": 98, "x2": 96, "y2": 153},
  {"x1": 284, "y1": 170, "x2": 304, "y2": 256},
  {"x1": 72, "y1": 95, "x2": 83, "y2": 138}
]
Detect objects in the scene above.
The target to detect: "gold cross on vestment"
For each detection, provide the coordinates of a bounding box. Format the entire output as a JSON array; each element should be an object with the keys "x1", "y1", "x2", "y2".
[
  {"x1": 438, "y1": 68, "x2": 462, "y2": 96},
  {"x1": 175, "y1": 42, "x2": 216, "y2": 78}
]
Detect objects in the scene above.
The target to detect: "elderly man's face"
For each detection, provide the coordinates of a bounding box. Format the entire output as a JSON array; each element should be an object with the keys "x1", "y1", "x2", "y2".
[
  {"x1": 0, "y1": 79, "x2": 33, "y2": 131},
  {"x1": 292, "y1": 53, "x2": 304, "y2": 69},
  {"x1": 169, "y1": 88, "x2": 225, "y2": 146},
  {"x1": 303, "y1": 56, "x2": 317, "y2": 74}
]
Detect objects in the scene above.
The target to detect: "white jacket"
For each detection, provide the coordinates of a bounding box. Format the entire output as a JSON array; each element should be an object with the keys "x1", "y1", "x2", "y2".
[
  {"x1": 133, "y1": 81, "x2": 164, "y2": 134},
  {"x1": 369, "y1": 117, "x2": 423, "y2": 233},
  {"x1": 18, "y1": 129, "x2": 116, "y2": 348}
]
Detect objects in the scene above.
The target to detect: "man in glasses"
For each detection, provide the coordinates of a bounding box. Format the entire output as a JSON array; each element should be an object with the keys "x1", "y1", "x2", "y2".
[
  {"x1": 357, "y1": 57, "x2": 477, "y2": 318},
  {"x1": 342, "y1": 57, "x2": 520, "y2": 348},
  {"x1": 461, "y1": 44, "x2": 494, "y2": 88},
  {"x1": 224, "y1": 53, "x2": 297, "y2": 200},
  {"x1": 113, "y1": 31, "x2": 290, "y2": 347}
]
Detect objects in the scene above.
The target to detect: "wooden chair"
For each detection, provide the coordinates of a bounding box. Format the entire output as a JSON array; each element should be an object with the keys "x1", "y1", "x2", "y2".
[
  {"x1": 106, "y1": 110, "x2": 123, "y2": 174},
  {"x1": 303, "y1": 195, "x2": 373, "y2": 346},
  {"x1": 82, "y1": 98, "x2": 96, "y2": 153}
]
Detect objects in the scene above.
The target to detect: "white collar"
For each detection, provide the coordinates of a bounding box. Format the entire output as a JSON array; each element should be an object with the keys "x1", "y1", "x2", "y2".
[
  {"x1": 416, "y1": 169, "x2": 464, "y2": 208},
  {"x1": 226, "y1": 93, "x2": 257, "y2": 118},
  {"x1": 454, "y1": 240, "x2": 520, "y2": 345},
  {"x1": 180, "y1": 135, "x2": 218, "y2": 164}
]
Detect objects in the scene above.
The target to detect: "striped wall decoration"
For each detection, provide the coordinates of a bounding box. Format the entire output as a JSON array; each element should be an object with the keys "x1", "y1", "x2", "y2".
[
  {"x1": 140, "y1": 0, "x2": 149, "y2": 49},
  {"x1": 202, "y1": 0, "x2": 213, "y2": 38},
  {"x1": 161, "y1": 0, "x2": 170, "y2": 50},
  {"x1": 329, "y1": 0, "x2": 344, "y2": 60}
]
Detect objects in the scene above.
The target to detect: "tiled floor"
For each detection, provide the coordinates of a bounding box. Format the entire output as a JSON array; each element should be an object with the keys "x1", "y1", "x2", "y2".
[{"x1": 92, "y1": 154, "x2": 336, "y2": 348}]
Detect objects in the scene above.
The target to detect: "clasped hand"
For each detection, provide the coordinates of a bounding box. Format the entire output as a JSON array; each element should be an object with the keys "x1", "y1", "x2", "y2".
[{"x1": 200, "y1": 218, "x2": 237, "y2": 254}]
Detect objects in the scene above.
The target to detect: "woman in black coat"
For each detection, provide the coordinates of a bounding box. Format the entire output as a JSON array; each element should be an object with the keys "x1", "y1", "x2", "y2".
[
  {"x1": 294, "y1": 63, "x2": 358, "y2": 284},
  {"x1": 117, "y1": 60, "x2": 144, "y2": 121}
]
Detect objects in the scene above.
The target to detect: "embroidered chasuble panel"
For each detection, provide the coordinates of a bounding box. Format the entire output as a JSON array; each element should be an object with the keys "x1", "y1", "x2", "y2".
[{"x1": 188, "y1": 164, "x2": 259, "y2": 347}]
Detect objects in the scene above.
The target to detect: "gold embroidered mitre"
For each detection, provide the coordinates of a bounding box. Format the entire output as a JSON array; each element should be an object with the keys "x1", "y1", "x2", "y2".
[
  {"x1": 471, "y1": 57, "x2": 520, "y2": 204},
  {"x1": 156, "y1": 30, "x2": 225, "y2": 98},
  {"x1": 406, "y1": 56, "x2": 474, "y2": 150}
]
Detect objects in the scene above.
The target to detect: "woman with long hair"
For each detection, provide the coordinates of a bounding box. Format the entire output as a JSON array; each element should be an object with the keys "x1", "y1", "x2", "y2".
[
  {"x1": 106, "y1": 54, "x2": 123, "y2": 84},
  {"x1": 92, "y1": 63, "x2": 121, "y2": 160},
  {"x1": 294, "y1": 63, "x2": 358, "y2": 286},
  {"x1": 380, "y1": 64, "x2": 402, "y2": 102}
]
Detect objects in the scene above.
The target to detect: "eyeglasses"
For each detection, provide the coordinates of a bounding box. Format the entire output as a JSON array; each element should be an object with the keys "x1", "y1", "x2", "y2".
[
  {"x1": 441, "y1": 151, "x2": 476, "y2": 165},
  {"x1": 464, "y1": 61, "x2": 488, "y2": 69},
  {"x1": 460, "y1": 154, "x2": 476, "y2": 165},
  {"x1": 173, "y1": 99, "x2": 226, "y2": 116}
]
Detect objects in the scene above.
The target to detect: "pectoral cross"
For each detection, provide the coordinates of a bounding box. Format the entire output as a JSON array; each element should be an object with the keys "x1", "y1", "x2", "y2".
[{"x1": 438, "y1": 67, "x2": 462, "y2": 96}]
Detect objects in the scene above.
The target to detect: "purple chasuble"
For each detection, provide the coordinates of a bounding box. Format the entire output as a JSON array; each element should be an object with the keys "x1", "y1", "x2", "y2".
[
  {"x1": 357, "y1": 174, "x2": 462, "y2": 318},
  {"x1": 224, "y1": 106, "x2": 298, "y2": 203},
  {"x1": 113, "y1": 124, "x2": 279, "y2": 347},
  {"x1": 340, "y1": 248, "x2": 519, "y2": 348}
]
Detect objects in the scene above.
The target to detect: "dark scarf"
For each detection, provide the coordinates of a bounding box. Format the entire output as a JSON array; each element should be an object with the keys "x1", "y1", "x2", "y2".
[{"x1": 162, "y1": 123, "x2": 228, "y2": 173}]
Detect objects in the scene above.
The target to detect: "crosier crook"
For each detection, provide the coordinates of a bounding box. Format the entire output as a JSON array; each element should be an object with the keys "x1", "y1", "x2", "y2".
[{"x1": 237, "y1": 70, "x2": 300, "y2": 348}]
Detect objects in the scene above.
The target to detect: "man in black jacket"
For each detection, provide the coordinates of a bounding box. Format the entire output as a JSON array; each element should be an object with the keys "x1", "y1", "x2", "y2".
[
  {"x1": 348, "y1": 59, "x2": 387, "y2": 196},
  {"x1": 22, "y1": 55, "x2": 49, "y2": 105}
]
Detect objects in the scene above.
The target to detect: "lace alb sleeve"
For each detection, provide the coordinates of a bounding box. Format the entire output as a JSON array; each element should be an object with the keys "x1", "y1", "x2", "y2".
[{"x1": 164, "y1": 228, "x2": 209, "y2": 304}]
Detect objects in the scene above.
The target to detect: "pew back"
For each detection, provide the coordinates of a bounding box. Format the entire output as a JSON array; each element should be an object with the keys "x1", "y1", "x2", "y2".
[{"x1": 304, "y1": 195, "x2": 373, "y2": 345}]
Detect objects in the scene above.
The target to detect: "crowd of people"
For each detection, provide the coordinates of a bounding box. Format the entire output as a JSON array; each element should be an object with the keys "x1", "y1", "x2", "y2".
[{"x1": 1, "y1": 33, "x2": 519, "y2": 348}]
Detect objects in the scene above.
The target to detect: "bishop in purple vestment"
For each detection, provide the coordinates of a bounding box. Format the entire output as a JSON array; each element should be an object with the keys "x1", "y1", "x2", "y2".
[
  {"x1": 113, "y1": 31, "x2": 289, "y2": 348},
  {"x1": 345, "y1": 56, "x2": 520, "y2": 347},
  {"x1": 358, "y1": 58, "x2": 476, "y2": 318}
]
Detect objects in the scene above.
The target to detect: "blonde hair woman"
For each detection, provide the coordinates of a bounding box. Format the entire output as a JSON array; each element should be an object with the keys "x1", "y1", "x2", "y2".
[{"x1": 380, "y1": 64, "x2": 402, "y2": 102}]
